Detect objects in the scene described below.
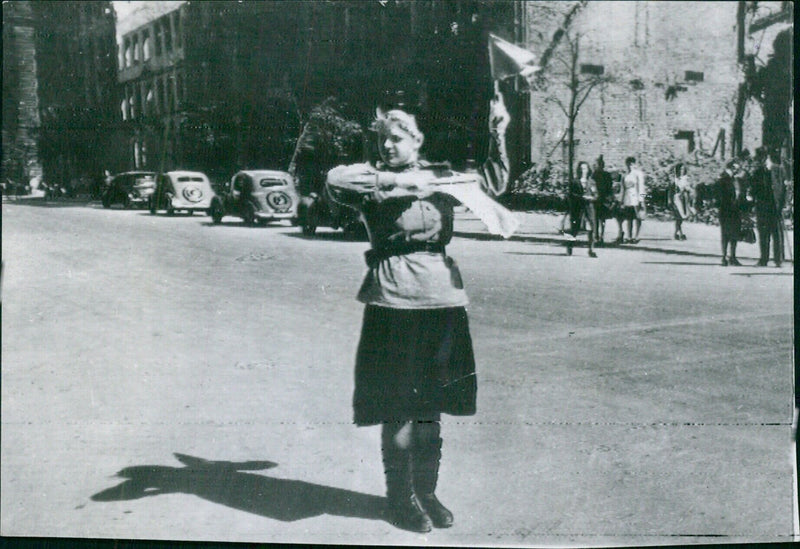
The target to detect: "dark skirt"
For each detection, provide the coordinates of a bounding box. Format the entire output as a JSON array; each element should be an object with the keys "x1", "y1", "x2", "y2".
[
  {"x1": 353, "y1": 305, "x2": 477, "y2": 426},
  {"x1": 620, "y1": 205, "x2": 638, "y2": 221},
  {"x1": 719, "y1": 210, "x2": 741, "y2": 239}
]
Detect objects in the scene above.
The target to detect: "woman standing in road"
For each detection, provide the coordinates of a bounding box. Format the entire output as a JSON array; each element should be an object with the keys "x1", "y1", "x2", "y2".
[{"x1": 326, "y1": 108, "x2": 515, "y2": 533}]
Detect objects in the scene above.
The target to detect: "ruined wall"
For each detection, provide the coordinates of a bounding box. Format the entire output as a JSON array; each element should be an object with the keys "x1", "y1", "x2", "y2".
[
  {"x1": 2, "y1": 1, "x2": 43, "y2": 183},
  {"x1": 526, "y1": 1, "x2": 766, "y2": 175}
]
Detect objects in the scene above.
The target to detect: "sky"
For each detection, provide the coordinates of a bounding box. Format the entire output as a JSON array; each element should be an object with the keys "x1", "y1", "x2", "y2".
[{"x1": 112, "y1": 1, "x2": 186, "y2": 41}]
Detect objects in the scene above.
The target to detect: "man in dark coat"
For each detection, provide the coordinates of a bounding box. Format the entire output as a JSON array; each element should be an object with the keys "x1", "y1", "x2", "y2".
[
  {"x1": 751, "y1": 150, "x2": 786, "y2": 267},
  {"x1": 715, "y1": 160, "x2": 745, "y2": 266}
]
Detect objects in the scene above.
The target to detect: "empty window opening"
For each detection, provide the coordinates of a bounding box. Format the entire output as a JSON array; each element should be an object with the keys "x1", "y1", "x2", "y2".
[
  {"x1": 674, "y1": 130, "x2": 695, "y2": 153},
  {"x1": 685, "y1": 71, "x2": 704, "y2": 82},
  {"x1": 580, "y1": 64, "x2": 604, "y2": 76}
]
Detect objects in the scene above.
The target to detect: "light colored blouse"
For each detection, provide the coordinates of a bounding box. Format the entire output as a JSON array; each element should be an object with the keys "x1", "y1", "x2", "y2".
[{"x1": 622, "y1": 168, "x2": 646, "y2": 206}]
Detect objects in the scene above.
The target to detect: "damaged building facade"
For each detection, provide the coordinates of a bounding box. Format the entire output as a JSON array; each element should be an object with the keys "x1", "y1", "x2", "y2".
[
  {"x1": 115, "y1": 1, "x2": 522, "y2": 181},
  {"x1": 523, "y1": 0, "x2": 793, "y2": 173},
  {"x1": 2, "y1": 1, "x2": 119, "y2": 190}
]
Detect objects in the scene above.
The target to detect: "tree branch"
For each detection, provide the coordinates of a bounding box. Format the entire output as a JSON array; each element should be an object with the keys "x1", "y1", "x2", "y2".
[
  {"x1": 574, "y1": 80, "x2": 600, "y2": 112},
  {"x1": 552, "y1": 53, "x2": 573, "y2": 73},
  {"x1": 546, "y1": 96, "x2": 570, "y2": 117},
  {"x1": 547, "y1": 125, "x2": 569, "y2": 157}
]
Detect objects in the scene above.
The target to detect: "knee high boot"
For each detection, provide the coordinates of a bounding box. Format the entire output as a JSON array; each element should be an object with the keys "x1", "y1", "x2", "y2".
[
  {"x1": 411, "y1": 422, "x2": 454, "y2": 528},
  {"x1": 382, "y1": 426, "x2": 432, "y2": 533}
]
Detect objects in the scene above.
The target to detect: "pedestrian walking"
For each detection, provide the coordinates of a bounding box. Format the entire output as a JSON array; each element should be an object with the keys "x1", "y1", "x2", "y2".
[
  {"x1": 620, "y1": 156, "x2": 646, "y2": 243},
  {"x1": 325, "y1": 108, "x2": 515, "y2": 533},
  {"x1": 593, "y1": 155, "x2": 615, "y2": 245},
  {"x1": 714, "y1": 159, "x2": 747, "y2": 266},
  {"x1": 751, "y1": 150, "x2": 786, "y2": 267},
  {"x1": 566, "y1": 160, "x2": 598, "y2": 257},
  {"x1": 669, "y1": 163, "x2": 692, "y2": 240}
]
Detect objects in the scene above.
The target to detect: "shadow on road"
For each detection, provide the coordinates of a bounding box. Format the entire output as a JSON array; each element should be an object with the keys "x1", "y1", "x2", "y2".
[
  {"x1": 2, "y1": 197, "x2": 102, "y2": 209},
  {"x1": 504, "y1": 250, "x2": 566, "y2": 257},
  {"x1": 730, "y1": 272, "x2": 793, "y2": 276},
  {"x1": 282, "y1": 231, "x2": 367, "y2": 242},
  {"x1": 641, "y1": 261, "x2": 723, "y2": 266},
  {"x1": 91, "y1": 453, "x2": 387, "y2": 523},
  {"x1": 454, "y1": 230, "x2": 760, "y2": 261}
]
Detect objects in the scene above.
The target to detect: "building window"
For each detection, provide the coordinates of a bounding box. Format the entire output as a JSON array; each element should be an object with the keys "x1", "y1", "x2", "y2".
[
  {"x1": 152, "y1": 79, "x2": 160, "y2": 115},
  {"x1": 175, "y1": 71, "x2": 183, "y2": 108},
  {"x1": 164, "y1": 18, "x2": 173, "y2": 53},
  {"x1": 580, "y1": 64, "x2": 604, "y2": 76},
  {"x1": 154, "y1": 22, "x2": 162, "y2": 56},
  {"x1": 143, "y1": 32, "x2": 152, "y2": 61},
  {"x1": 132, "y1": 35, "x2": 140, "y2": 64},
  {"x1": 121, "y1": 38, "x2": 129, "y2": 68},
  {"x1": 684, "y1": 70, "x2": 704, "y2": 82},
  {"x1": 674, "y1": 130, "x2": 695, "y2": 152},
  {"x1": 128, "y1": 87, "x2": 137, "y2": 119},
  {"x1": 145, "y1": 86, "x2": 155, "y2": 117},
  {"x1": 161, "y1": 75, "x2": 170, "y2": 113},
  {"x1": 629, "y1": 79, "x2": 645, "y2": 91},
  {"x1": 173, "y1": 11, "x2": 182, "y2": 49},
  {"x1": 124, "y1": 38, "x2": 133, "y2": 68}
]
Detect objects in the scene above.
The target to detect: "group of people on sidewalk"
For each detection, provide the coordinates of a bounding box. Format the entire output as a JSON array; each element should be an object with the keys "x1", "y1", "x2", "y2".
[
  {"x1": 562, "y1": 155, "x2": 648, "y2": 257},
  {"x1": 713, "y1": 148, "x2": 788, "y2": 267},
  {"x1": 560, "y1": 148, "x2": 790, "y2": 266}
]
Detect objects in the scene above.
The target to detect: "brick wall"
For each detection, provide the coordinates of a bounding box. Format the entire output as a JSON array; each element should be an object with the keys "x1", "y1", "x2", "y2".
[
  {"x1": 525, "y1": 1, "x2": 767, "y2": 176},
  {"x1": 2, "y1": 1, "x2": 43, "y2": 182}
]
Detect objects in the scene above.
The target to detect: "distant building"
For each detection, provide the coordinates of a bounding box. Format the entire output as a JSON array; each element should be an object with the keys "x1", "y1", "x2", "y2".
[
  {"x1": 523, "y1": 0, "x2": 793, "y2": 173},
  {"x1": 2, "y1": 1, "x2": 119, "y2": 190},
  {"x1": 34, "y1": 1, "x2": 120, "y2": 187},
  {"x1": 2, "y1": 1, "x2": 43, "y2": 186},
  {"x1": 115, "y1": 1, "x2": 523, "y2": 181}
]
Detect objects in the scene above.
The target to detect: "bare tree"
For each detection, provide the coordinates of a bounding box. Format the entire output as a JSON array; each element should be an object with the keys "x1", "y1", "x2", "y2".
[{"x1": 538, "y1": 31, "x2": 610, "y2": 184}]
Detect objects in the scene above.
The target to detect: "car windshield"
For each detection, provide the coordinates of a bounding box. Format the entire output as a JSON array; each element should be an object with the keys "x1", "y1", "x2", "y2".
[
  {"x1": 259, "y1": 178, "x2": 287, "y2": 187},
  {"x1": 177, "y1": 176, "x2": 206, "y2": 183}
]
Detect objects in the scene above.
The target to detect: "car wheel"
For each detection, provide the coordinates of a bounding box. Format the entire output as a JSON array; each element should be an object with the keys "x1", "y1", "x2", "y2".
[
  {"x1": 344, "y1": 221, "x2": 368, "y2": 241},
  {"x1": 301, "y1": 222, "x2": 317, "y2": 236},
  {"x1": 210, "y1": 200, "x2": 224, "y2": 224}
]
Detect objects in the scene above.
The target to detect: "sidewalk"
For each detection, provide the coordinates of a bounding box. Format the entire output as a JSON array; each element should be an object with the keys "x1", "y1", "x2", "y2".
[{"x1": 455, "y1": 209, "x2": 794, "y2": 264}]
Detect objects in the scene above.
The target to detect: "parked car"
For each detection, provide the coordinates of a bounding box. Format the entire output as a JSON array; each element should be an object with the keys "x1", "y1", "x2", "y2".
[
  {"x1": 209, "y1": 170, "x2": 299, "y2": 226},
  {"x1": 149, "y1": 171, "x2": 215, "y2": 215},
  {"x1": 296, "y1": 184, "x2": 365, "y2": 238},
  {"x1": 101, "y1": 171, "x2": 156, "y2": 208}
]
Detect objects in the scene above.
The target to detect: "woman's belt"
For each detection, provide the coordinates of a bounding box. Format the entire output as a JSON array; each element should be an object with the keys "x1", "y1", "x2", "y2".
[{"x1": 364, "y1": 242, "x2": 445, "y2": 268}]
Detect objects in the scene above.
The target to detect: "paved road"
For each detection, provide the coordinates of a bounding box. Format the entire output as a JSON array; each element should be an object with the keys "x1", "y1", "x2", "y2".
[{"x1": 1, "y1": 200, "x2": 795, "y2": 545}]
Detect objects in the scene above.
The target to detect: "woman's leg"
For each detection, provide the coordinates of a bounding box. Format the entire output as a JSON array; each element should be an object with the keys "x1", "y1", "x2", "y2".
[
  {"x1": 411, "y1": 421, "x2": 454, "y2": 528},
  {"x1": 382, "y1": 421, "x2": 433, "y2": 532},
  {"x1": 729, "y1": 239, "x2": 739, "y2": 265},
  {"x1": 721, "y1": 230, "x2": 729, "y2": 265},
  {"x1": 626, "y1": 218, "x2": 633, "y2": 242}
]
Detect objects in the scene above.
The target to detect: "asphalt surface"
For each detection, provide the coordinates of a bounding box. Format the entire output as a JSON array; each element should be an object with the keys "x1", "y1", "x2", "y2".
[{"x1": 1, "y1": 198, "x2": 795, "y2": 546}]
